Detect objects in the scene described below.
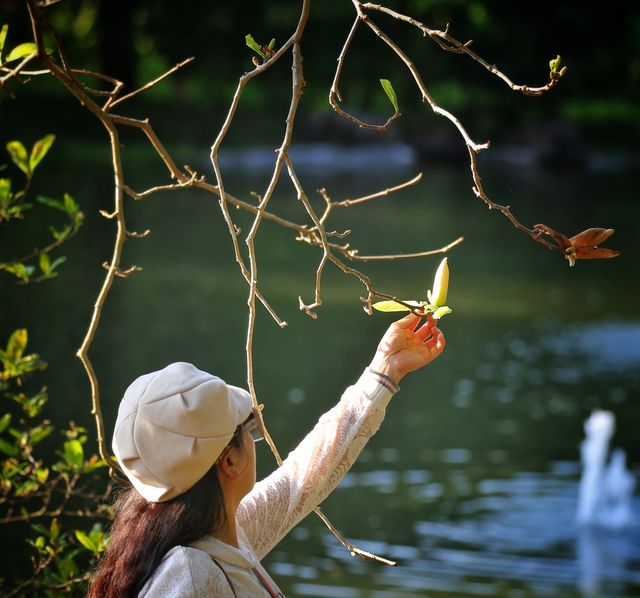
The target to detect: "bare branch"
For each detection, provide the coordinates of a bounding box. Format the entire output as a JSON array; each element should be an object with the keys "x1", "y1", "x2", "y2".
[
  {"x1": 0, "y1": 52, "x2": 38, "y2": 89},
  {"x1": 313, "y1": 506, "x2": 397, "y2": 566},
  {"x1": 334, "y1": 172, "x2": 423, "y2": 207},
  {"x1": 285, "y1": 155, "x2": 330, "y2": 319},
  {"x1": 329, "y1": 15, "x2": 400, "y2": 130},
  {"x1": 351, "y1": 236, "x2": 464, "y2": 261},
  {"x1": 110, "y1": 115, "x2": 185, "y2": 181},
  {"x1": 106, "y1": 57, "x2": 195, "y2": 111},
  {"x1": 360, "y1": 3, "x2": 562, "y2": 96}
]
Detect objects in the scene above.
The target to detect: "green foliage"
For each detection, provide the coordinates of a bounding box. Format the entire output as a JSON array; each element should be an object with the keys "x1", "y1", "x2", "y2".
[
  {"x1": 0, "y1": 24, "x2": 7, "y2": 57},
  {"x1": 0, "y1": 329, "x2": 45, "y2": 383},
  {"x1": 3, "y1": 42, "x2": 37, "y2": 64},
  {"x1": 549, "y1": 54, "x2": 567, "y2": 80},
  {"x1": 27, "y1": 519, "x2": 106, "y2": 594},
  {"x1": 6, "y1": 140, "x2": 29, "y2": 175},
  {"x1": 373, "y1": 258, "x2": 453, "y2": 320},
  {"x1": 29, "y1": 134, "x2": 56, "y2": 173},
  {"x1": 379, "y1": 79, "x2": 399, "y2": 113},
  {"x1": 245, "y1": 33, "x2": 276, "y2": 64},
  {"x1": 0, "y1": 329, "x2": 108, "y2": 595},
  {"x1": 0, "y1": 135, "x2": 84, "y2": 284},
  {"x1": 0, "y1": 24, "x2": 38, "y2": 67},
  {"x1": 372, "y1": 300, "x2": 420, "y2": 312},
  {"x1": 74, "y1": 525, "x2": 106, "y2": 557}
]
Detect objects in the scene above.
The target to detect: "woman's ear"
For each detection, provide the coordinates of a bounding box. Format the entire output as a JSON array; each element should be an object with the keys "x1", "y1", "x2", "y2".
[{"x1": 217, "y1": 447, "x2": 243, "y2": 478}]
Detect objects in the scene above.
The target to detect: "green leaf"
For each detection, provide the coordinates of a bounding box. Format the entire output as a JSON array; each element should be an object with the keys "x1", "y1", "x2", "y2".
[
  {"x1": 63, "y1": 439, "x2": 84, "y2": 470},
  {"x1": 5, "y1": 42, "x2": 37, "y2": 64},
  {"x1": 4, "y1": 262, "x2": 34, "y2": 281},
  {"x1": 39, "y1": 252, "x2": 51, "y2": 276},
  {"x1": 29, "y1": 423, "x2": 53, "y2": 445},
  {"x1": 89, "y1": 527, "x2": 106, "y2": 553},
  {"x1": 36, "y1": 467, "x2": 49, "y2": 483},
  {"x1": 16, "y1": 479, "x2": 39, "y2": 496},
  {"x1": 268, "y1": 38, "x2": 276, "y2": 50},
  {"x1": 0, "y1": 437, "x2": 18, "y2": 457},
  {"x1": 0, "y1": 25, "x2": 8, "y2": 58},
  {"x1": 29, "y1": 134, "x2": 55, "y2": 172},
  {"x1": 50, "y1": 518, "x2": 60, "y2": 541},
  {"x1": 245, "y1": 34, "x2": 264, "y2": 58},
  {"x1": 83, "y1": 456, "x2": 107, "y2": 473},
  {"x1": 74, "y1": 530, "x2": 98, "y2": 553},
  {"x1": 0, "y1": 178, "x2": 11, "y2": 203},
  {"x1": 49, "y1": 225, "x2": 70, "y2": 242},
  {"x1": 0, "y1": 413, "x2": 10, "y2": 434},
  {"x1": 6, "y1": 141, "x2": 29, "y2": 175},
  {"x1": 63, "y1": 193, "x2": 78, "y2": 215},
  {"x1": 372, "y1": 300, "x2": 421, "y2": 312},
  {"x1": 432, "y1": 306, "x2": 452, "y2": 319},
  {"x1": 37, "y1": 196, "x2": 67, "y2": 212},
  {"x1": 380, "y1": 79, "x2": 399, "y2": 112},
  {"x1": 3, "y1": 263, "x2": 27, "y2": 281},
  {"x1": 21, "y1": 390, "x2": 48, "y2": 418},
  {"x1": 549, "y1": 54, "x2": 561, "y2": 72},
  {"x1": 49, "y1": 256, "x2": 66, "y2": 272},
  {"x1": 7, "y1": 329, "x2": 27, "y2": 360}
]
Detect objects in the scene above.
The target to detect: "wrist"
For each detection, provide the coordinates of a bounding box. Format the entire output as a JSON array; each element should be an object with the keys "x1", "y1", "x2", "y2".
[
  {"x1": 368, "y1": 355, "x2": 403, "y2": 386},
  {"x1": 366, "y1": 367, "x2": 400, "y2": 393}
]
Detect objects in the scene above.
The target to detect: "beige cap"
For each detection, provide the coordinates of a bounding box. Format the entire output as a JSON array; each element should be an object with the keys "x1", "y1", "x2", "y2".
[{"x1": 112, "y1": 362, "x2": 252, "y2": 502}]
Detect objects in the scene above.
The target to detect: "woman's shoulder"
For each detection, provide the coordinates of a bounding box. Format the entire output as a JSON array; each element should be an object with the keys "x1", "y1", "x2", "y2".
[
  {"x1": 139, "y1": 546, "x2": 224, "y2": 597},
  {"x1": 165, "y1": 544, "x2": 215, "y2": 564}
]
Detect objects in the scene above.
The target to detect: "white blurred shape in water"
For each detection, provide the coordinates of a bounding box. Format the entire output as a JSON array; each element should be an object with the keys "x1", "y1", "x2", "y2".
[
  {"x1": 577, "y1": 410, "x2": 635, "y2": 529},
  {"x1": 601, "y1": 449, "x2": 636, "y2": 529}
]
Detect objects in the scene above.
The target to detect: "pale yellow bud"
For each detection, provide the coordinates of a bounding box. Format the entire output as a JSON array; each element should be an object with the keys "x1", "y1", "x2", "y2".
[{"x1": 429, "y1": 257, "x2": 449, "y2": 307}]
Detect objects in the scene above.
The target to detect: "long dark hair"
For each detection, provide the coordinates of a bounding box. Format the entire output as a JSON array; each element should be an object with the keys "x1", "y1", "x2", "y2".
[{"x1": 88, "y1": 432, "x2": 243, "y2": 598}]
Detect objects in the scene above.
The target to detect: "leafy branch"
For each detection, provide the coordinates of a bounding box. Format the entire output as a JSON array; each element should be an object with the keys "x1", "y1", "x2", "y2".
[
  {"x1": 0, "y1": 135, "x2": 85, "y2": 284},
  {"x1": 0, "y1": 330, "x2": 110, "y2": 595}
]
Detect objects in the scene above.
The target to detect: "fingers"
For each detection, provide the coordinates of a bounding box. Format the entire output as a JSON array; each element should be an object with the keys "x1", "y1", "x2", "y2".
[
  {"x1": 424, "y1": 328, "x2": 445, "y2": 356},
  {"x1": 435, "y1": 329, "x2": 445, "y2": 352},
  {"x1": 391, "y1": 312, "x2": 421, "y2": 330},
  {"x1": 414, "y1": 316, "x2": 435, "y2": 341}
]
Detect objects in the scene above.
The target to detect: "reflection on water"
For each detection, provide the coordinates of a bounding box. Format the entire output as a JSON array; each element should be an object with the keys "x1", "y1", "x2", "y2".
[
  {"x1": 542, "y1": 323, "x2": 640, "y2": 374},
  {"x1": 270, "y1": 467, "x2": 640, "y2": 596}
]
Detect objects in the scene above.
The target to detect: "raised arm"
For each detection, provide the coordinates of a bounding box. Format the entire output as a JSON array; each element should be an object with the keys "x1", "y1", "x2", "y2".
[{"x1": 238, "y1": 314, "x2": 445, "y2": 559}]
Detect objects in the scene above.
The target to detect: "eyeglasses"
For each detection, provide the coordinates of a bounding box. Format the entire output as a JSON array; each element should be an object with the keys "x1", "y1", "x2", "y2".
[{"x1": 240, "y1": 409, "x2": 265, "y2": 443}]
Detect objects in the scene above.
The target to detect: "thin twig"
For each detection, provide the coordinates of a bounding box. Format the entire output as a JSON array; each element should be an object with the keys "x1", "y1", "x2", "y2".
[
  {"x1": 361, "y1": 2, "x2": 562, "y2": 96},
  {"x1": 333, "y1": 172, "x2": 423, "y2": 207},
  {"x1": 329, "y1": 15, "x2": 400, "y2": 130},
  {"x1": 0, "y1": 52, "x2": 38, "y2": 88},
  {"x1": 106, "y1": 57, "x2": 195, "y2": 111},
  {"x1": 352, "y1": 236, "x2": 464, "y2": 260},
  {"x1": 285, "y1": 155, "x2": 330, "y2": 319}
]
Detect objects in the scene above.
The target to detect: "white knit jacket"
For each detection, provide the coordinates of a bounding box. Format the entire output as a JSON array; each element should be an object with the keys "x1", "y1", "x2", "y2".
[{"x1": 138, "y1": 369, "x2": 396, "y2": 597}]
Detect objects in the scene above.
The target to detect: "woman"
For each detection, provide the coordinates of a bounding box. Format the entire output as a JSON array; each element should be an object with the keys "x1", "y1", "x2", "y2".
[{"x1": 88, "y1": 313, "x2": 445, "y2": 597}]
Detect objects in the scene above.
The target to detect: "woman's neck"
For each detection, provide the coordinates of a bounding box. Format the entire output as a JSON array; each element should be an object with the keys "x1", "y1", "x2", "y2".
[
  {"x1": 214, "y1": 489, "x2": 242, "y2": 548},
  {"x1": 214, "y1": 517, "x2": 240, "y2": 548}
]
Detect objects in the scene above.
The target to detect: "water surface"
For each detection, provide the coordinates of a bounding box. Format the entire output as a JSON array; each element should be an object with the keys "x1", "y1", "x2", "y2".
[{"x1": 1, "y1": 147, "x2": 638, "y2": 596}]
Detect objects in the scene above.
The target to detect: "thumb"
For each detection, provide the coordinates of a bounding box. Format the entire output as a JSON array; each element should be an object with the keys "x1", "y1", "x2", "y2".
[{"x1": 391, "y1": 312, "x2": 421, "y2": 329}]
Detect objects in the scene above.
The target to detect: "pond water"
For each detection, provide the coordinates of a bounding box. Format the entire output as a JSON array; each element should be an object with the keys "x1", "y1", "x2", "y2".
[{"x1": 1, "y1": 144, "x2": 639, "y2": 596}]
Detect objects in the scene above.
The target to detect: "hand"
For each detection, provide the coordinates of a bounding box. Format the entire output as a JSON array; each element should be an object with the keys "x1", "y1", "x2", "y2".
[{"x1": 368, "y1": 313, "x2": 445, "y2": 385}]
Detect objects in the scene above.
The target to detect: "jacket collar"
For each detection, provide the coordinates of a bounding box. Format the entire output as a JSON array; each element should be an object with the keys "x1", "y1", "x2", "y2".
[{"x1": 189, "y1": 530, "x2": 258, "y2": 569}]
